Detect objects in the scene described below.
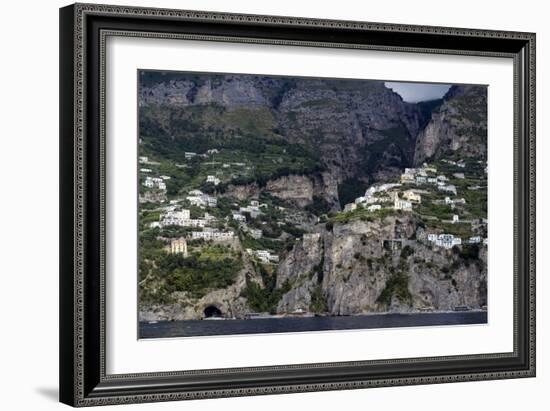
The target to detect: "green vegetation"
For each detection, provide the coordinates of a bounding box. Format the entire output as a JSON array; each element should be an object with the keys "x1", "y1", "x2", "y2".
[
  {"x1": 309, "y1": 285, "x2": 328, "y2": 313},
  {"x1": 377, "y1": 272, "x2": 412, "y2": 306},
  {"x1": 241, "y1": 277, "x2": 292, "y2": 314},
  {"x1": 139, "y1": 244, "x2": 242, "y2": 302},
  {"x1": 306, "y1": 196, "x2": 331, "y2": 216},
  {"x1": 338, "y1": 178, "x2": 369, "y2": 209}
]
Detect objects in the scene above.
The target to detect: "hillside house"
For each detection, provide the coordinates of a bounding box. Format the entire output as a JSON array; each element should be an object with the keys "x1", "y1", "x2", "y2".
[
  {"x1": 394, "y1": 196, "x2": 413, "y2": 211},
  {"x1": 232, "y1": 213, "x2": 246, "y2": 223},
  {"x1": 438, "y1": 184, "x2": 457, "y2": 195},
  {"x1": 185, "y1": 152, "x2": 197, "y2": 159},
  {"x1": 170, "y1": 238, "x2": 188, "y2": 257},
  {"x1": 143, "y1": 176, "x2": 166, "y2": 190},
  {"x1": 428, "y1": 233, "x2": 462, "y2": 249},
  {"x1": 191, "y1": 230, "x2": 235, "y2": 241},
  {"x1": 206, "y1": 175, "x2": 220, "y2": 186},
  {"x1": 367, "y1": 204, "x2": 381, "y2": 212},
  {"x1": 344, "y1": 203, "x2": 357, "y2": 212},
  {"x1": 249, "y1": 228, "x2": 263, "y2": 239},
  {"x1": 403, "y1": 190, "x2": 422, "y2": 203},
  {"x1": 249, "y1": 249, "x2": 279, "y2": 264}
]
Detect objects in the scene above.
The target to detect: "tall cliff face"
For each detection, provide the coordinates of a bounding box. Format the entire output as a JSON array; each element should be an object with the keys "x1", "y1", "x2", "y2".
[
  {"x1": 413, "y1": 85, "x2": 488, "y2": 165},
  {"x1": 274, "y1": 216, "x2": 487, "y2": 315}
]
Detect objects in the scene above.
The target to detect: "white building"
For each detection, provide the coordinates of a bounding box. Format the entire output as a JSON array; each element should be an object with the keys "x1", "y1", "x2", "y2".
[
  {"x1": 428, "y1": 233, "x2": 462, "y2": 249},
  {"x1": 394, "y1": 196, "x2": 412, "y2": 211},
  {"x1": 453, "y1": 173, "x2": 465, "y2": 179},
  {"x1": 427, "y1": 233, "x2": 438, "y2": 242},
  {"x1": 185, "y1": 152, "x2": 197, "y2": 159},
  {"x1": 170, "y1": 238, "x2": 188, "y2": 257},
  {"x1": 239, "y1": 204, "x2": 261, "y2": 218},
  {"x1": 143, "y1": 176, "x2": 166, "y2": 191},
  {"x1": 438, "y1": 184, "x2": 457, "y2": 195},
  {"x1": 140, "y1": 168, "x2": 152, "y2": 173},
  {"x1": 367, "y1": 204, "x2": 381, "y2": 212},
  {"x1": 248, "y1": 249, "x2": 279, "y2": 264},
  {"x1": 400, "y1": 173, "x2": 415, "y2": 184},
  {"x1": 249, "y1": 228, "x2": 263, "y2": 239},
  {"x1": 344, "y1": 203, "x2": 357, "y2": 212},
  {"x1": 188, "y1": 189, "x2": 203, "y2": 196},
  {"x1": 191, "y1": 230, "x2": 235, "y2": 241},
  {"x1": 452, "y1": 214, "x2": 460, "y2": 224},
  {"x1": 468, "y1": 236, "x2": 482, "y2": 244},
  {"x1": 206, "y1": 175, "x2": 220, "y2": 186},
  {"x1": 207, "y1": 149, "x2": 219, "y2": 154},
  {"x1": 232, "y1": 213, "x2": 246, "y2": 223}
]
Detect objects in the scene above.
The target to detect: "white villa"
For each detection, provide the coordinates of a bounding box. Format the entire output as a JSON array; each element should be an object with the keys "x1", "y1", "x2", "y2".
[
  {"x1": 143, "y1": 176, "x2": 166, "y2": 190},
  {"x1": 184, "y1": 152, "x2": 197, "y2": 159},
  {"x1": 393, "y1": 195, "x2": 412, "y2": 211},
  {"x1": 247, "y1": 249, "x2": 279, "y2": 264},
  {"x1": 367, "y1": 204, "x2": 381, "y2": 212},
  {"x1": 191, "y1": 230, "x2": 235, "y2": 241},
  {"x1": 206, "y1": 175, "x2": 220, "y2": 186},
  {"x1": 427, "y1": 233, "x2": 462, "y2": 249},
  {"x1": 186, "y1": 193, "x2": 217, "y2": 208},
  {"x1": 438, "y1": 184, "x2": 457, "y2": 195},
  {"x1": 468, "y1": 236, "x2": 482, "y2": 244},
  {"x1": 170, "y1": 238, "x2": 188, "y2": 257},
  {"x1": 239, "y1": 201, "x2": 262, "y2": 218},
  {"x1": 249, "y1": 228, "x2": 263, "y2": 239},
  {"x1": 232, "y1": 213, "x2": 246, "y2": 223},
  {"x1": 207, "y1": 149, "x2": 219, "y2": 154}
]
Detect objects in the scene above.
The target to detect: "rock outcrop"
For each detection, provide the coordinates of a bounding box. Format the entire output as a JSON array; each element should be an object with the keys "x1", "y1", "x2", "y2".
[
  {"x1": 274, "y1": 215, "x2": 487, "y2": 315},
  {"x1": 414, "y1": 85, "x2": 487, "y2": 164}
]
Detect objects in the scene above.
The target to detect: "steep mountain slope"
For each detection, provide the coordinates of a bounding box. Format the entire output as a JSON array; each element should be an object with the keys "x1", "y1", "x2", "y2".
[
  {"x1": 414, "y1": 85, "x2": 488, "y2": 164},
  {"x1": 139, "y1": 72, "x2": 431, "y2": 208}
]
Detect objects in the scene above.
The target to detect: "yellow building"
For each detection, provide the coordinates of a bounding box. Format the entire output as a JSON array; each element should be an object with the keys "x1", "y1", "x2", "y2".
[{"x1": 403, "y1": 190, "x2": 422, "y2": 203}]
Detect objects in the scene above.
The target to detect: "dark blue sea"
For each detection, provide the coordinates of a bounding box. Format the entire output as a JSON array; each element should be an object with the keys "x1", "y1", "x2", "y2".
[{"x1": 139, "y1": 311, "x2": 487, "y2": 339}]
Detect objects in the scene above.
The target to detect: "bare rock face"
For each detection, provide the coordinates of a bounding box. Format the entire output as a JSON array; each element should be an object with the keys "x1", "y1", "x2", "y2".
[
  {"x1": 223, "y1": 183, "x2": 260, "y2": 201},
  {"x1": 414, "y1": 85, "x2": 487, "y2": 164},
  {"x1": 265, "y1": 175, "x2": 314, "y2": 207},
  {"x1": 276, "y1": 233, "x2": 323, "y2": 288},
  {"x1": 274, "y1": 215, "x2": 487, "y2": 315}
]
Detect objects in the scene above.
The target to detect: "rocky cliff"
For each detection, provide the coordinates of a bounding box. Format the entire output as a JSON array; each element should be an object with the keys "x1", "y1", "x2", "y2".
[
  {"x1": 275, "y1": 215, "x2": 487, "y2": 315},
  {"x1": 414, "y1": 85, "x2": 488, "y2": 164}
]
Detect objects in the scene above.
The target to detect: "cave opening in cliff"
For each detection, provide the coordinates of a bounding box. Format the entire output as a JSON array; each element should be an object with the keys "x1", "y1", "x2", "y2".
[{"x1": 204, "y1": 305, "x2": 223, "y2": 318}]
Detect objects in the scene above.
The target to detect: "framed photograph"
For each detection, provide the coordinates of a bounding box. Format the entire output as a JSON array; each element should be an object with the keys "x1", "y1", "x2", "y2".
[{"x1": 59, "y1": 3, "x2": 535, "y2": 407}]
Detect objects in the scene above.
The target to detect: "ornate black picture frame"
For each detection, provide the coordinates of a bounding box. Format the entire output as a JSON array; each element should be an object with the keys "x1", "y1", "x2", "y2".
[{"x1": 59, "y1": 3, "x2": 535, "y2": 407}]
